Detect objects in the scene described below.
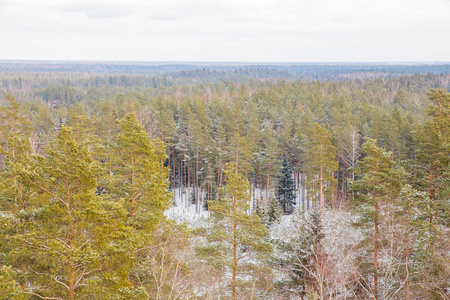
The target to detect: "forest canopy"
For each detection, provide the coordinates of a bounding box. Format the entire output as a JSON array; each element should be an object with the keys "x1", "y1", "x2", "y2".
[{"x1": 0, "y1": 65, "x2": 449, "y2": 299}]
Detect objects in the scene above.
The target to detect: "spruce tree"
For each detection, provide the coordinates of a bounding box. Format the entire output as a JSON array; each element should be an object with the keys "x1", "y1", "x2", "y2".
[
  {"x1": 277, "y1": 155, "x2": 296, "y2": 214},
  {"x1": 275, "y1": 210, "x2": 325, "y2": 298}
]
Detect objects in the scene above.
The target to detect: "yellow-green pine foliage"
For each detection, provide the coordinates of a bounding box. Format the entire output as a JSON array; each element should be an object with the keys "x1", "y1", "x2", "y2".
[
  {"x1": 305, "y1": 123, "x2": 338, "y2": 209},
  {"x1": 0, "y1": 94, "x2": 34, "y2": 213},
  {"x1": 202, "y1": 163, "x2": 272, "y2": 299},
  {"x1": 113, "y1": 112, "x2": 171, "y2": 234},
  {"x1": 23, "y1": 126, "x2": 137, "y2": 299},
  {"x1": 426, "y1": 89, "x2": 450, "y2": 139},
  {"x1": 0, "y1": 94, "x2": 36, "y2": 293},
  {"x1": 412, "y1": 89, "x2": 450, "y2": 298},
  {"x1": 0, "y1": 266, "x2": 27, "y2": 300},
  {"x1": 351, "y1": 138, "x2": 406, "y2": 299}
]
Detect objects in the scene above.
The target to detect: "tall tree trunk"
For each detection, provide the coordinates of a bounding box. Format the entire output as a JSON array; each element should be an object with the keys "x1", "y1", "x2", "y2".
[
  {"x1": 187, "y1": 165, "x2": 191, "y2": 209},
  {"x1": 374, "y1": 196, "x2": 379, "y2": 300},
  {"x1": 294, "y1": 169, "x2": 297, "y2": 206},
  {"x1": 172, "y1": 146, "x2": 176, "y2": 198},
  {"x1": 256, "y1": 175, "x2": 260, "y2": 204},
  {"x1": 429, "y1": 167, "x2": 433, "y2": 223},
  {"x1": 342, "y1": 166, "x2": 346, "y2": 203},
  {"x1": 181, "y1": 160, "x2": 184, "y2": 208},
  {"x1": 335, "y1": 150, "x2": 340, "y2": 206},
  {"x1": 68, "y1": 195, "x2": 76, "y2": 300},
  {"x1": 69, "y1": 261, "x2": 75, "y2": 300},
  {"x1": 253, "y1": 173, "x2": 256, "y2": 211},
  {"x1": 179, "y1": 159, "x2": 182, "y2": 200},
  {"x1": 232, "y1": 195, "x2": 237, "y2": 300},
  {"x1": 266, "y1": 164, "x2": 271, "y2": 206},
  {"x1": 319, "y1": 145, "x2": 324, "y2": 225},
  {"x1": 405, "y1": 206, "x2": 410, "y2": 300},
  {"x1": 196, "y1": 144, "x2": 199, "y2": 214},
  {"x1": 194, "y1": 153, "x2": 197, "y2": 213},
  {"x1": 302, "y1": 169, "x2": 307, "y2": 210},
  {"x1": 217, "y1": 163, "x2": 221, "y2": 201},
  {"x1": 131, "y1": 156, "x2": 136, "y2": 233}
]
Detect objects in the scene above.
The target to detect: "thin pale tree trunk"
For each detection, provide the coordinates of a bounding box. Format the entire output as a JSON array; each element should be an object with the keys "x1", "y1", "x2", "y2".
[
  {"x1": 266, "y1": 164, "x2": 271, "y2": 206},
  {"x1": 319, "y1": 145, "x2": 323, "y2": 225},
  {"x1": 232, "y1": 194, "x2": 237, "y2": 300},
  {"x1": 187, "y1": 165, "x2": 190, "y2": 209},
  {"x1": 374, "y1": 196, "x2": 379, "y2": 300},
  {"x1": 196, "y1": 144, "x2": 199, "y2": 214},
  {"x1": 405, "y1": 206, "x2": 410, "y2": 300}
]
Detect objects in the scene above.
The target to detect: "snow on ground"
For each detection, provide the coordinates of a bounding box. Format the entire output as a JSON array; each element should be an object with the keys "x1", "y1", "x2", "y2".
[
  {"x1": 165, "y1": 187, "x2": 308, "y2": 228},
  {"x1": 165, "y1": 187, "x2": 209, "y2": 228}
]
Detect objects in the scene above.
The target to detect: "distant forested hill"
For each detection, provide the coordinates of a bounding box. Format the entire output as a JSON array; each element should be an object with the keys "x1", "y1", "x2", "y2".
[{"x1": 1, "y1": 61, "x2": 449, "y2": 81}]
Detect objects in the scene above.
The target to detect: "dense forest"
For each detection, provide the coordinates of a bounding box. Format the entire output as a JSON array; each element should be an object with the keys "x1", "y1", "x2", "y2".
[
  {"x1": 0, "y1": 66, "x2": 449, "y2": 299},
  {"x1": 2, "y1": 61, "x2": 450, "y2": 81}
]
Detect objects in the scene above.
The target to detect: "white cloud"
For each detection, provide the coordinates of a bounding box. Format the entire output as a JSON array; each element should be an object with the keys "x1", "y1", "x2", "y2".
[{"x1": 0, "y1": 0, "x2": 448, "y2": 61}]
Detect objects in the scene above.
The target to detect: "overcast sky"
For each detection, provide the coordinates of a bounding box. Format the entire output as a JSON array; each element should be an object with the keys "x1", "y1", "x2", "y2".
[{"x1": 0, "y1": 0, "x2": 449, "y2": 62}]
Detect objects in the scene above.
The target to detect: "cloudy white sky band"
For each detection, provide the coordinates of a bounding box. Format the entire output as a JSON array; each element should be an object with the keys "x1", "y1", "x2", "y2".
[{"x1": 0, "y1": 0, "x2": 449, "y2": 62}]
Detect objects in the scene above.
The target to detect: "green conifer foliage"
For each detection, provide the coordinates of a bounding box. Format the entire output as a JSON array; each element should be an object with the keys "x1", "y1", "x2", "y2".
[
  {"x1": 23, "y1": 126, "x2": 137, "y2": 299},
  {"x1": 426, "y1": 88, "x2": 450, "y2": 138},
  {"x1": 277, "y1": 156, "x2": 296, "y2": 214},
  {"x1": 112, "y1": 113, "x2": 171, "y2": 234},
  {"x1": 260, "y1": 121, "x2": 280, "y2": 206},
  {"x1": 201, "y1": 163, "x2": 272, "y2": 300},
  {"x1": 352, "y1": 138, "x2": 405, "y2": 300},
  {"x1": 305, "y1": 123, "x2": 337, "y2": 223},
  {"x1": 256, "y1": 197, "x2": 282, "y2": 226},
  {"x1": 0, "y1": 94, "x2": 37, "y2": 293},
  {"x1": 111, "y1": 113, "x2": 171, "y2": 296},
  {"x1": 274, "y1": 210, "x2": 325, "y2": 298},
  {"x1": 411, "y1": 88, "x2": 450, "y2": 298},
  {"x1": 0, "y1": 266, "x2": 27, "y2": 300}
]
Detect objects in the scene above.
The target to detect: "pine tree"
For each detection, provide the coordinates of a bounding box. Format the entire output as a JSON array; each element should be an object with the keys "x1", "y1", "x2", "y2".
[
  {"x1": 395, "y1": 184, "x2": 426, "y2": 300},
  {"x1": 304, "y1": 123, "x2": 338, "y2": 224},
  {"x1": 66, "y1": 102, "x2": 95, "y2": 142},
  {"x1": 260, "y1": 121, "x2": 280, "y2": 206},
  {"x1": 351, "y1": 138, "x2": 405, "y2": 300},
  {"x1": 110, "y1": 113, "x2": 172, "y2": 294},
  {"x1": 111, "y1": 113, "x2": 171, "y2": 234},
  {"x1": 22, "y1": 126, "x2": 138, "y2": 299},
  {"x1": 200, "y1": 163, "x2": 272, "y2": 300},
  {"x1": 227, "y1": 131, "x2": 253, "y2": 174},
  {"x1": 426, "y1": 88, "x2": 450, "y2": 138},
  {"x1": 411, "y1": 88, "x2": 450, "y2": 298},
  {"x1": 188, "y1": 117, "x2": 208, "y2": 213},
  {"x1": 0, "y1": 94, "x2": 36, "y2": 293}
]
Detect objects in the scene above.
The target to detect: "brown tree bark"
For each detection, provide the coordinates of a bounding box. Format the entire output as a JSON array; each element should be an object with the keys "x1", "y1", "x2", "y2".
[
  {"x1": 232, "y1": 194, "x2": 237, "y2": 300},
  {"x1": 405, "y1": 207, "x2": 410, "y2": 300}
]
